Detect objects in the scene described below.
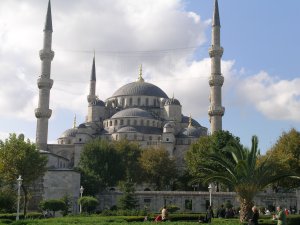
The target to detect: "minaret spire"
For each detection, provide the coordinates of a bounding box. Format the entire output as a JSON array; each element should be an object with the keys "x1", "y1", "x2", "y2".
[
  {"x1": 212, "y1": 0, "x2": 220, "y2": 27},
  {"x1": 35, "y1": 0, "x2": 55, "y2": 150},
  {"x1": 87, "y1": 55, "x2": 97, "y2": 104},
  {"x1": 137, "y1": 64, "x2": 144, "y2": 82},
  {"x1": 208, "y1": 0, "x2": 225, "y2": 133},
  {"x1": 44, "y1": 0, "x2": 53, "y2": 31}
]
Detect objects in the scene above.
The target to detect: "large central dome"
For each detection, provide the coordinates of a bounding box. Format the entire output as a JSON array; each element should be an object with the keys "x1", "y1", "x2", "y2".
[{"x1": 111, "y1": 81, "x2": 168, "y2": 98}]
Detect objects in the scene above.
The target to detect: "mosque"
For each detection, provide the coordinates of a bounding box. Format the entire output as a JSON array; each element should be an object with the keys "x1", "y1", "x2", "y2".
[{"x1": 33, "y1": 0, "x2": 225, "y2": 211}]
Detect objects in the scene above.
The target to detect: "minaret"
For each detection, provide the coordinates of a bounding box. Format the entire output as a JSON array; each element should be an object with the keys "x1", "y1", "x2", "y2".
[
  {"x1": 208, "y1": 0, "x2": 225, "y2": 133},
  {"x1": 35, "y1": 0, "x2": 54, "y2": 150},
  {"x1": 87, "y1": 55, "x2": 97, "y2": 104}
]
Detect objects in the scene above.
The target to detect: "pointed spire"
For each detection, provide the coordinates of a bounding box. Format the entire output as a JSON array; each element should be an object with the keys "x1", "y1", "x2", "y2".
[
  {"x1": 73, "y1": 114, "x2": 77, "y2": 128},
  {"x1": 212, "y1": 0, "x2": 220, "y2": 27},
  {"x1": 137, "y1": 64, "x2": 144, "y2": 82},
  {"x1": 44, "y1": 0, "x2": 53, "y2": 31},
  {"x1": 91, "y1": 54, "x2": 96, "y2": 81},
  {"x1": 188, "y1": 114, "x2": 193, "y2": 127}
]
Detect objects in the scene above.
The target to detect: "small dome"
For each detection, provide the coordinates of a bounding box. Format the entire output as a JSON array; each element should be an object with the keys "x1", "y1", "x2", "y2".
[
  {"x1": 111, "y1": 81, "x2": 168, "y2": 98},
  {"x1": 78, "y1": 123, "x2": 86, "y2": 128},
  {"x1": 112, "y1": 108, "x2": 153, "y2": 119},
  {"x1": 165, "y1": 98, "x2": 181, "y2": 106},
  {"x1": 180, "y1": 127, "x2": 202, "y2": 138},
  {"x1": 60, "y1": 128, "x2": 78, "y2": 138},
  {"x1": 93, "y1": 99, "x2": 105, "y2": 106},
  {"x1": 117, "y1": 126, "x2": 137, "y2": 133},
  {"x1": 163, "y1": 122, "x2": 173, "y2": 128},
  {"x1": 182, "y1": 115, "x2": 201, "y2": 127}
]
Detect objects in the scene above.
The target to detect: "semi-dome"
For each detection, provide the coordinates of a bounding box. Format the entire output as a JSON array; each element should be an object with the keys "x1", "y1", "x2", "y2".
[
  {"x1": 165, "y1": 98, "x2": 181, "y2": 106},
  {"x1": 117, "y1": 126, "x2": 137, "y2": 133},
  {"x1": 112, "y1": 108, "x2": 153, "y2": 119},
  {"x1": 60, "y1": 128, "x2": 78, "y2": 138},
  {"x1": 182, "y1": 115, "x2": 201, "y2": 127},
  {"x1": 111, "y1": 81, "x2": 168, "y2": 98},
  {"x1": 180, "y1": 126, "x2": 202, "y2": 138}
]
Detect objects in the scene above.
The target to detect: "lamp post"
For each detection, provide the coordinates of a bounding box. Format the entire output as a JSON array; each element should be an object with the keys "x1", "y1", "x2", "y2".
[
  {"x1": 16, "y1": 175, "x2": 23, "y2": 221},
  {"x1": 208, "y1": 184, "x2": 212, "y2": 207},
  {"x1": 79, "y1": 186, "x2": 84, "y2": 214}
]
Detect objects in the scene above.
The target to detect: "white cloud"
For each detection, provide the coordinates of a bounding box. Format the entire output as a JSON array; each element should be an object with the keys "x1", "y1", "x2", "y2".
[{"x1": 237, "y1": 71, "x2": 300, "y2": 121}]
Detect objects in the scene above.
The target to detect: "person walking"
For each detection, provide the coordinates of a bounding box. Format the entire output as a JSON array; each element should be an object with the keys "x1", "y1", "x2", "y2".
[
  {"x1": 248, "y1": 206, "x2": 259, "y2": 225},
  {"x1": 161, "y1": 206, "x2": 168, "y2": 222},
  {"x1": 206, "y1": 206, "x2": 214, "y2": 223},
  {"x1": 274, "y1": 206, "x2": 286, "y2": 225}
]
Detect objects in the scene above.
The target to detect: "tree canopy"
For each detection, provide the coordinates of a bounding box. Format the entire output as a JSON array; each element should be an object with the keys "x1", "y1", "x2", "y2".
[
  {"x1": 264, "y1": 128, "x2": 300, "y2": 190},
  {"x1": 139, "y1": 147, "x2": 177, "y2": 190},
  {"x1": 0, "y1": 133, "x2": 47, "y2": 215}
]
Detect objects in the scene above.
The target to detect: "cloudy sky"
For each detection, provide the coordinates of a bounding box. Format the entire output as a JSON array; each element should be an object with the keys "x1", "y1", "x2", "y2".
[{"x1": 0, "y1": 0, "x2": 299, "y2": 153}]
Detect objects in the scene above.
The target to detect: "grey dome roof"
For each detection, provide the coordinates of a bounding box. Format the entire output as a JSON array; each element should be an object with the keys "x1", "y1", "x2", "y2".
[
  {"x1": 111, "y1": 81, "x2": 168, "y2": 98},
  {"x1": 112, "y1": 108, "x2": 153, "y2": 119},
  {"x1": 92, "y1": 99, "x2": 105, "y2": 106},
  {"x1": 165, "y1": 98, "x2": 181, "y2": 106},
  {"x1": 164, "y1": 122, "x2": 174, "y2": 128},
  {"x1": 182, "y1": 115, "x2": 201, "y2": 127},
  {"x1": 180, "y1": 127, "x2": 202, "y2": 138},
  {"x1": 117, "y1": 126, "x2": 137, "y2": 133},
  {"x1": 60, "y1": 128, "x2": 78, "y2": 138}
]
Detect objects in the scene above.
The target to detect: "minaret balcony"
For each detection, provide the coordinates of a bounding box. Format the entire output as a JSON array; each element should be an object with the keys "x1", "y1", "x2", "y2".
[
  {"x1": 39, "y1": 49, "x2": 54, "y2": 60},
  {"x1": 35, "y1": 108, "x2": 52, "y2": 119},
  {"x1": 209, "y1": 46, "x2": 223, "y2": 58},
  {"x1": 208, "y1": 106, "x2": 225, "y2": 116},
  {"x1": 209, "y1": 75, "x2": 224, "y2": 86},
  {"x1": 37, "y1": 78, "x2": 53, "y2": 89}
]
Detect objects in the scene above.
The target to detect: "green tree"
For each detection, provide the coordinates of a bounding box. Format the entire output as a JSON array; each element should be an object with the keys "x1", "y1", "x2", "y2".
[
  {"x1": 117, "y1": 177, "x2": 138, "y2": 210},
  {"x1": 0, "y1": 133, "x2": 47, "y2": 216},
  {"x1": 186, "y1": 130, "x2": 242, "y2": 191},
  {"x1": 0, "y1": 188, "x2": 16, "y2": 213},
  {"x1": 196, "y1": 135, "x2": 299, "y2": 222},
  {"x1": 78, "y1": 196, "x2": 99, "y2": 213},
  {"x1": 78, "y1": 139, "x2": 123, "y2": 195},
  {"x1": 265, "y1": 128, "x2": 300, "y2": 190},
  {"x1": 39, "y1": 199, "x2": 66, "y2": 217},
  {"x1": 60, "y1": 194, "x2": 72, "y2": 216},
  {"x1": 113, "y1": 140, "x2": 143, "y2": 183},
  {"x1": 139, "y1": 147, "x2": 177, "y2": 190}
]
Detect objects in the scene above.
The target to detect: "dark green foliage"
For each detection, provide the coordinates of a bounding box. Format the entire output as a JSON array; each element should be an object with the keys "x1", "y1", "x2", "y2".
[
  {"x1": 117, "y1": 178, "x2": 138, "y2": 210},
  {"x1": 79, "y1": 139, "x2": 143, "y2": 195},
  {"x1": 39, "y1": 199, "x2": 66, "y2": 216},
  {"x1": 77, "y1": 196, "x2": 98, "y2": 213},
  {"x1": 0, "y1": 188, "x2": 16, "y2": 213},
  {"x1": 60, "y1": 195, "x2": 72, "y2": 216}
]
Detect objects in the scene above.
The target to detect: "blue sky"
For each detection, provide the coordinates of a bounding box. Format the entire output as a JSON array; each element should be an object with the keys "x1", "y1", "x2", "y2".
[{"x1": 0, "y1": 0, "x2": 299, "y2": 153}]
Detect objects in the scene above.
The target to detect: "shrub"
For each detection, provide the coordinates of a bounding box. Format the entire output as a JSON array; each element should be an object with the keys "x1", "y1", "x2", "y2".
[
  {"x1": 39, "y1": 199, "x2": 66, "y2": 216},
  {"x1": 0, "y1": 189, "x2": 16, "y2": 213},
  {"x1": 77, "y1": 196, "x2": 98, "y2": 213}
]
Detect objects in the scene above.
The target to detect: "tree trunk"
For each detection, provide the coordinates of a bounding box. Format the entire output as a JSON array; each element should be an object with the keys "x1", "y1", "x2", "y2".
[
  {"x1": 22, "y1": 185, "x2": 28, "y2": 217},
  {"x1": 239, "y1": 198, "x2": 253, "y2": 222}
]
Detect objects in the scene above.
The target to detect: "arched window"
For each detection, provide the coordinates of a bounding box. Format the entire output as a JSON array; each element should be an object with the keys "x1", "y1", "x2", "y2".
[
  {"x1": 145, "y1": 98, "x2": 149, "y2": 106},
  {"x1": 137, "y1": 98, "x2": 141, "y2": 106},
  {"x1": 109, "y1": 121, "x2": 112, "y2": 126},
  {"x1": 120, "y1": 119, "x2": 124, "y2": 125},
  {"x1": 127, "y1": 119, "x2": 130, "y2": 125},
  {"x1": 141, "y1": 120, "x2": 144, "y2": 126},
  {"x1": 121, "y1": 98, "x2": 125, "y2": 106},
  {"x1": 114, "y1": 120, "x2": 118, "y2": 125},
  {"x1": 152, "y1": 121, "x2": 155, "y2": 126},
  {"x1": 146, "y1": 120, "x2": 150, "y2": 126},
  {"x1": 129, "y1": 98, "x2": 133, "y2": 106}
]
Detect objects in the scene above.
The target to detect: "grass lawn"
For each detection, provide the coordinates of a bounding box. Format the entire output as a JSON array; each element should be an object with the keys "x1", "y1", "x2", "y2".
[{"x1": 1, "y1": 216, "x2": 279, "y2": 225}]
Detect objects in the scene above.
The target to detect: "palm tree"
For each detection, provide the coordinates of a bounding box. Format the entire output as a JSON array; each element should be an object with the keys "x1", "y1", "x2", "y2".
[{"x1": 198, "y1": 135, "x2": 299, "y2": 222}]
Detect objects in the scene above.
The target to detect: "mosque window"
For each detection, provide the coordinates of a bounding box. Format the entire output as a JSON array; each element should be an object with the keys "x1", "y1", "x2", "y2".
[
  {"x1": 146, "y1": 120, "x2": 149, "y2": 126},
  {"x1": 79, "y1": 138, "x2": 82, "y2": 142},
  {"x1": 149, "y1": 136, "x2": 152, "y2": 140},
  {"x1": 107, "y1": 121, "x2": 109, "y2": 127},
  {"x1": 145, "y1": 98, "x2": 149, "y2": 106},
  {"x1": 166, "y1": 138, "x2": 169, "y2": 142},
  {"x1": 152, "y1": 121, "x2": 155, "y2": 126},
  {"x1": 127, "y1": 119, "x2": 130, "y2": 125},
  {"x1": 141, "y1": 120, "x2": 144, "y2": 126},
  {"x1": 129, "y1": 98, "x2": 133, "y2": 106},
  {"x1": 121, "y1": 98, "x2": 125, "y2": 106},
  {"x1": 153, "y1": 99, "x2": 156, "y2": 106},
  {"x1": 114, "y1": 120, "x2": 118, "y2": 125},
  {"x1": 120, "y1": 119, "x2": 124, "y2": 125},
  {"x1": 138, "y1": 98, "x2": 141, "y2": 106},
  {"x1": 109, "y1": 121, "x2": 112, "y2": 126}
]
